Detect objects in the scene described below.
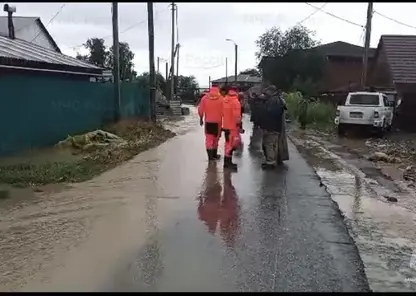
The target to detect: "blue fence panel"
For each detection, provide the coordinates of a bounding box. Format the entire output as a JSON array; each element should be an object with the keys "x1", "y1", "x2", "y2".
[{"x1": 0, "y1": 74, "x2": 149, "y2": 156}]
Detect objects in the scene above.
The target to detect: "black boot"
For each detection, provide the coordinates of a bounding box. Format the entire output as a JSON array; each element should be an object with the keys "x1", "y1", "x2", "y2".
[
  {"x1": 206, "y1": 149, "x2": 215, "y2": 161},
  {"x1": 223, "y1": 156, "x2": 238, "y2": 171},
  {"x1": 262, "y1": 162, "x2": 276, "y2": 170},
  {"x1": 213, "y1": 148, "x2": 221, "y2": 160}
]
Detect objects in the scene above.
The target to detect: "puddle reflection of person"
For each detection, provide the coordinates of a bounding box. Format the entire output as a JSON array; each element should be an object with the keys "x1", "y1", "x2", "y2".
[
  {"x1": 219, "y1": 170, "x2": 240, "y2": 248},
  {"x1": 197, "y1": 164, "x2": 222, "y2": 234}
]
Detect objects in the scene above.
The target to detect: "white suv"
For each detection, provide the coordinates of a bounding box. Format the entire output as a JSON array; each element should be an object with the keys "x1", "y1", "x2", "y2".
[{"x1": 335, "y1": 91, "x2": 394, "y2": 136}]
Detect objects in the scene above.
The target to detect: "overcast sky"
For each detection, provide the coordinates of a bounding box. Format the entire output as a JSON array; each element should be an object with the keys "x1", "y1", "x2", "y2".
[{"x1": 12, "y1": 2, "x2": 416, "y2": 87}]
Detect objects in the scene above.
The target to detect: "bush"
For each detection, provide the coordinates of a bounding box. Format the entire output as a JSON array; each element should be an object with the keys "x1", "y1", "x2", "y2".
[{"x1": 283, "y1": 92, "x2": 336, "y2": 127}]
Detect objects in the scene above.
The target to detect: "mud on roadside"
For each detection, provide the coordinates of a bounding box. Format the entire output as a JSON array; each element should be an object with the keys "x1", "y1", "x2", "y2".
[
  {"x1": 289, "y1": 129, "x2": 416, "y2": 292},
  {"x1": 300, "y1": 128, "x2": 416, "y2": 186}
]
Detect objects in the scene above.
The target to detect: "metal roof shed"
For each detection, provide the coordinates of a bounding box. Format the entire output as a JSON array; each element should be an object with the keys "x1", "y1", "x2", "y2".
[{"x1": 0, "y1": 35, "x2": 104, "y2": 77}]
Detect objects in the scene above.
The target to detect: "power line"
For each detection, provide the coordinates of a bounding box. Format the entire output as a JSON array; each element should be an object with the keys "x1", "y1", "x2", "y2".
[
  {"x1": 70, "y1": 4, "x2": 170, "y2": 51},
  {"x1": 295, "y1": 3, "x2": 327, "y2": 26},
  {"x1": 373, "y1": 10, "x2": 416, "y2": 30},
  {"x1": 31, "y1": 3, "x2": 66, "y2": 43},
  {"x1": 305, "y1": 2, "x2": 364, "y2": 28}
]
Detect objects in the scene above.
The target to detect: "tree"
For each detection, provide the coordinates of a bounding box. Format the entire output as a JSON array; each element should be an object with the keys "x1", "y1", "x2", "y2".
[
  {"x1": 75, "y1": 52, "x2": 88, "y2": 62},
  {"x1": 176, "y1": 75, "x2": 198, "y2": 90},
  {"x1": 176, "y1": 75, "x2": 199, "y2": 102},
  {"x1": 75, "y1": 38, "x2": 108, "y2": 67},
  {"x1": 76, "y1": 38, "x2": 137, "y2": 81},
  {"x1": 239, "y1": 68, "x2": 261, "y2": 77},
  {"x1": 255, "y1": 25, "x2": 319, "y2": 60},
  {"x1": 136, "y1": 72, "x2": 167, "y2": 93},
  {"x1": 255, "y1": 25, "x2": 325, "y2": 95},
  {"x1": 108, "y1": 42, "x2": 137, "y2": 81}
]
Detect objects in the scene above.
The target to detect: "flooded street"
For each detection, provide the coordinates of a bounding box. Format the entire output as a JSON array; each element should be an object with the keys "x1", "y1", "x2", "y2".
[
  {"x1": 0, "y1": 108, "x2": 372, "y2": 291},
  {"x1": 290, "y1": 134, "x2": 416, "y2": 292}
]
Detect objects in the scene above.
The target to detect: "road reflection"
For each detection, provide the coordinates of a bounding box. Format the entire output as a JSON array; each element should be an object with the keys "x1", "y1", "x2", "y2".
[
  {"x1": 197, "y1": 164, "x2": 241, "y2": 248},
  {"x1": 197, "y1": 164, "x2": 222, "y2": 235},
  {"x1": 219, "y1": 170, "x2": 240, "y2": 248}
]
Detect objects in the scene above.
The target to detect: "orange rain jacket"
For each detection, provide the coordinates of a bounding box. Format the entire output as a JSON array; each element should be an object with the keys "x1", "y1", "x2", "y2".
[
  {"x1": 198, "y1": 87, "x2": 224, "y2": 124},
  {"x1": 222, "y1": 89, "x2": 241, "y2": 130}
]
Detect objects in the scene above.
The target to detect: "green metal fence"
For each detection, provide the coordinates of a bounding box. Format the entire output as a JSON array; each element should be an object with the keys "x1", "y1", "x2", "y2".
[{"x1": 0, "y1": 74, "x2": 149, "y2": 156}]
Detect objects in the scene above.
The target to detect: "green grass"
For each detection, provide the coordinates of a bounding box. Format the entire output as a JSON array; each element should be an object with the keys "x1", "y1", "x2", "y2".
[{"x1": 284, "y1": 92, "x2": 336, "y2": 129}]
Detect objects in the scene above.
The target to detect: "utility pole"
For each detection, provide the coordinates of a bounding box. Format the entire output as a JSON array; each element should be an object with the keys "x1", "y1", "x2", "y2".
[
  {"x1": 209, "y1": 76, "x2": 211, "y2": 88},
  {"x1": 157, "y1": 57, "x2": 160, "y2": 73},
  {"x1": 226, "y1": 39, "x2": 238, "y2": 83},
  {"x1": 165, "y1": 62, "x2": 168, "y2": 80},
  {"x1": 176, "y1": 44, "x2": 180, "y2": 85},
  {"x1": 147, "y1": 2, "x2": 156, "y2": 122},
  {"x1": 225, "y1": 57, "x2": 228, "y2": 84},
  {"x1": 361, "y1": 2, "x2": 373, "y2": 89},
  {"x1": 234, "y1": 44, "x2": 238, "y2": 83},
  {"x1": 170, "y1": 2, "x2": 175, "y2": 101},
  {"x1": 112, "y1": 2, "x2": 121, "y2": 121}
]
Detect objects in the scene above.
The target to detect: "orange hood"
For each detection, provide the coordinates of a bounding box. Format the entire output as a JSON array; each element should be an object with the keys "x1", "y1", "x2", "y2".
[
  {"x1": 226, "y1": 89, "x2": 239, "y2": 101},
  {"x1": 207, "y1": 87, "x2": 222, "y2": 100}
]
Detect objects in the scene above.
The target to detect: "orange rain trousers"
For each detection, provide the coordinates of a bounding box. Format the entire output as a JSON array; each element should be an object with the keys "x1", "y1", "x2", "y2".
[{"x1": 222, "y1": 90, "x2": 241, "y2": 157}]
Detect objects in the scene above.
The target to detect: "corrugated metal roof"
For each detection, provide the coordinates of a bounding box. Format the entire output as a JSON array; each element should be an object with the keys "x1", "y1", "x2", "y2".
[
  {"x1": 381, "y1": 35, "x2": 416, "y2": 84},
  {"x1": 259, "y1": 41, "x2": 376, "y2": 68},
  {"x1": 212, "y1": 74, "x2": 262, "y2": 84},
  {"x1": 312, "y1": 41, "x2": 376, "y2": 58},
  {"x1": 0, "y1": 35, "x2": 102, "y2": 70}
]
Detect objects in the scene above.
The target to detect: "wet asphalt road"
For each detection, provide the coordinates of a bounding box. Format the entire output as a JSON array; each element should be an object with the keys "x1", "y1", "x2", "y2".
[
  {"x1": 2, "y1": 113, "x2": 370, "y2": 292},
  {"x1": 100, "y1": 118, "x2": 369, "y2": 292}
]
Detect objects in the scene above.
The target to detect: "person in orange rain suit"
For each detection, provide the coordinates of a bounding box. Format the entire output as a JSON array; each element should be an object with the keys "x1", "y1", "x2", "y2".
[
  {"x1": 198, "y1": 86, "x2": 224, "y2": 161},
  {"x1": 234, "y1": 92, "x2": 246, "y2": 151},
  {"x1": 222, "y1": 85, "x2": 242, "y2": 170},
  {"x1": 227, "y1": 87, "x2": 243, "y2": 151}
]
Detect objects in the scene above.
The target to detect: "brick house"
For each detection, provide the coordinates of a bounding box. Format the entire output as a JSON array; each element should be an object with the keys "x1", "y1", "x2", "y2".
[
  {"x1": 368, "y1": 35, "x2": 416, "y2": 131},
  {"x1": 258, "y1": 41, "x2": 376, "y2": 94}
]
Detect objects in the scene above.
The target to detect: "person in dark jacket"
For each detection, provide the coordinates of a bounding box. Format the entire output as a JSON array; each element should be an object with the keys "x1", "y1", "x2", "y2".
[
  {"x1": 298, "y1": 95, "x2": 308, "y2": 130},
  {"x1": 250, "y1": 94, "x2": 263, "y2": 129},
  {"x1": 258, "y1": 85, "x2": 285, "y2": 169}
]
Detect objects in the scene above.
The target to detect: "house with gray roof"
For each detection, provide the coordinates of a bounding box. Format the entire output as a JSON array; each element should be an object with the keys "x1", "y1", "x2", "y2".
[
  {"x1": 0, "y1": 16, "x2": 60, "y2": 52},
  {"x1": 0, "y1": 14, "x2": 104, "y2": 81}
]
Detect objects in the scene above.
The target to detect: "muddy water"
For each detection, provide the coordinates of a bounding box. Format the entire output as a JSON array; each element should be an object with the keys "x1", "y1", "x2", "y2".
[
  {"x1": 0, "y1": 108, "x2": 200, "y2": 292},
  {"x1": 158, "y1": 105, "x2": 200, "y2": 135},
  {"x1": 291, "y1": 136, "x2": 416, "y2": 292}
]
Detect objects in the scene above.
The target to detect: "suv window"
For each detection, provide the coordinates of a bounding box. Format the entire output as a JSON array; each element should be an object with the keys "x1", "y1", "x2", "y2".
[{"x1": 349, "y1": 94, "x2": 380, "y2": 105}]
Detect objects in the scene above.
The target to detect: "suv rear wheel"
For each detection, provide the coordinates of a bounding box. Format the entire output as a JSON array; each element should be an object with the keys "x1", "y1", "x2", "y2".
[
  {"x1": 376, "y1": 120, "x2": 386, "y2": 138},
  {"x1": 337, "y1": 124, "x2": 346, "y2": 137}
]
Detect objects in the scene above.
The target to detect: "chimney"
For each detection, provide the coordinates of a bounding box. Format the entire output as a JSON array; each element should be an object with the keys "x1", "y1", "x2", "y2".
[{"x1": 3, "y1": 4, "x2": 16, "y2": 39}]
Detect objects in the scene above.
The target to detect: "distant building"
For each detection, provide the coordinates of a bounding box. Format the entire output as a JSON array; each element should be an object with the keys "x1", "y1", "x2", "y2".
[{"x1": 211, "y1": 74, "x2": 261, "y2": 92}]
